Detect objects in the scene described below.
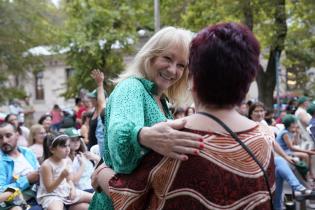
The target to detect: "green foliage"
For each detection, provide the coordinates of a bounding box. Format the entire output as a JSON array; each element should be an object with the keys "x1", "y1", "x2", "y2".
[
  {"x1": 283, "y1": 0, "x2": 315, "y2": 95},
  {"x1": 0, "y1": 0, "x2": 59, "y2": 102},
  {"x1": 60, "y1": 0, "x2": 144, "y2": 98},
  {"x1": 159, "y1": 0, "x2": 314, "y2": 106},
  {"x1": 0, "y1": 74, "x2": 26, "y2": 104}
]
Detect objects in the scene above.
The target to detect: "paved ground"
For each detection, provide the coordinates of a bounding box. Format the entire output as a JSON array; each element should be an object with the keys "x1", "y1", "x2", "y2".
[{"x1": 283, "y1": 182, "x2": 315, "y2": 210}]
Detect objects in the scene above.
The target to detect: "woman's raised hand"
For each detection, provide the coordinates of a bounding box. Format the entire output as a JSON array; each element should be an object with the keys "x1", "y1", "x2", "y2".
[{"x1": 91, "y1": 69, "x2": 104, "y2": 86}]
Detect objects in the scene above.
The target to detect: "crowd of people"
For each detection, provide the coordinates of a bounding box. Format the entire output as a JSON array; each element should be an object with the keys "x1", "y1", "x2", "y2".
[
  {"x1": 1, "y1": 22, "x2": 315, "y2": 210},
  {"x1": 0, "y1": 67, "x2": 109, "y2": 210}
]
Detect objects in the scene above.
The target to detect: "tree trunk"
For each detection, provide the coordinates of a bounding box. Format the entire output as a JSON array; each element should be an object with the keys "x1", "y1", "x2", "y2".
[
  {"x1": 241, "y1": 0, "x2": 253, "y2": 30},
  {"x1": 256, "y1": 52, "x2": 277, "y2": 108},
  {"x1": 256, "y1": 0, "x2": 287, "y2": 109}
]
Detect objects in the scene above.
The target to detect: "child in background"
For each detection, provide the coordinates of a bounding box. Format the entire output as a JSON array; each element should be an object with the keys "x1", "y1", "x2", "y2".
[
  {"x1": 37, "y1": 133, "x2": 91, "y2": 210},
  {"x1": 65, "y1": 128, "x2": 99, "y2": 193}
]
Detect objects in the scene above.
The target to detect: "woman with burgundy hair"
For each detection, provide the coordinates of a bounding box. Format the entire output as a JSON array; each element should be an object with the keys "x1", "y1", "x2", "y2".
[{"x1": 93, "y1": 23, "x2": 275, "y2": 210}]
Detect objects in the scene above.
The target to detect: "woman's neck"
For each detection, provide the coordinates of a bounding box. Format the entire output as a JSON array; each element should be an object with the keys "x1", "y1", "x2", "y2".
[
  {"x1": 195, "y1": 104, "x2": 237, "y2": 117},
  {"x1": 34, "y1": 141, "x2": 43, "y2": 145}
]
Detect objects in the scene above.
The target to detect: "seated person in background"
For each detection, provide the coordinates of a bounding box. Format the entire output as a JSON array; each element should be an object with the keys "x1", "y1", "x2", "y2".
[
  {"x1": 248, "y1": 102, "x2": 311, "y2": 210},
  {"x1": 307, "y1": 103, "x2": 315, "y2": 137},
  {"x1": 65, "y1": 127, "x2": 99, "y2": 193},
  {"x1": 79, "y1": 111, "x2": 92, "y2": 146},
  {"x1": 37, "y1": 133, "x2": 91, "y2": 210},
  {"x1": 5, "y1": 114, "x2": 29, "y2": 147},
  {"x1": 28, "y1": 124, "x2": 46, "y2": 164},
  {"x1": 38, "y1": 114, "x2": 53, "y2": 135},
  {"x1": 276, "y1": 114, "x2": 315, "y2": 180},
  {"x1": 0, "y1": 122, "x2": 42, "y2": 210},
  {"x1": 236, "y1": 101, "x2": 249, "y2": 116},
  {"x1": 295, "y1": 96, "x2": 312, "y2": 128}
]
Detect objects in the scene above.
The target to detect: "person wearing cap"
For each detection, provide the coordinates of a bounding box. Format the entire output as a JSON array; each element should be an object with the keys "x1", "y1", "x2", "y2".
[
  {"x1": 307, "y1": 103, "x2": 315, "y2": 127},
  {"x1": 295, "y1": 96, "x2": 312, "y2": 127},
  {"x1": 307, "y1": 103, "x2": 315, "y2": 140},
  {"x1": 276, "y1": 114, "x2": 315, "y2": 179},
  {"x1": 65, "y1": 127, "x2": 99, "y2": 193}
]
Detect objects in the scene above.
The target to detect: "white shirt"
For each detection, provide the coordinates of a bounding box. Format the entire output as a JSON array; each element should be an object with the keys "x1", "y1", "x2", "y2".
[
  {"x1": 295, "y1": 107, "x2": 311, "y2": 126},
  {"x1": 13, "y1": 153, "x2": 35, "y2": 177}
]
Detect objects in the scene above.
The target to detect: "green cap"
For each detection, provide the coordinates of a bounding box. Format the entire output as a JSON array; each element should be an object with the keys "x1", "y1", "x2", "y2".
[
  {"x1": 64, "y1": 127, "x2": 82, "y2": 138},
  {"x1": 87, "y1": 89, "x2": 97, "y2": 98},
  {"x1": 297, "y1": 96, "x2": 308, "y2": 105},
  {"x1": 282, "y1": 114, "x2": 297, "y2": 128},
  {"x1": 307, "y1": 103, "x2": 315, "y2": 116},
  {"x1": 87, "y1": 89, "x2": 107, "y2": 99}
]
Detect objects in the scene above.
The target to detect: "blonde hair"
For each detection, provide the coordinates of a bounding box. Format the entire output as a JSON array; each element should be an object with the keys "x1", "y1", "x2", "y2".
[
  {"x1": 113, "y1": 26, "x2": 193, "y2": 107},
  {"x1": 28, "y1": 124, "x2": 45, "y2": 146}
]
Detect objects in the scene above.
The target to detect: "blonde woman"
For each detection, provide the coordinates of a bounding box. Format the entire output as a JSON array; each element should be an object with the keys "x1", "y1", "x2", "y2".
[
  {"x1": 28, "y1": 124, "x2": 46, "y2": 163},
  {"x1": 89, "y1": 26, "x2": 204, "y2": 210}
]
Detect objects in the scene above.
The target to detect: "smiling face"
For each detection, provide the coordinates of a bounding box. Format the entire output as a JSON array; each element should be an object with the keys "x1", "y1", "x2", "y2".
[
  {"x1": 146, "y1": 44, "x2": 187, "y2": 95},
  {"x1": 250, "y1": 106, "x2": 265, "y2": 122}
]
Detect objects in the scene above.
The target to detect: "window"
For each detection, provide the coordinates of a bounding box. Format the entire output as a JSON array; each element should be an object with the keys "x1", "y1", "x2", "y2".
[
  {"x1": 35, "y1": 71, "x2": 44, "y2": 100},
  {"x1": 65, "y1": 68, "x2": 75, "y2": 81}
]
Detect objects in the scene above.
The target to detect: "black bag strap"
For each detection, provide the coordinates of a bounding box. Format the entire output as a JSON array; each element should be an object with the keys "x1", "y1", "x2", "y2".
[{"x1": 197, "y1": 112, "x2": 274, "y2": 209}]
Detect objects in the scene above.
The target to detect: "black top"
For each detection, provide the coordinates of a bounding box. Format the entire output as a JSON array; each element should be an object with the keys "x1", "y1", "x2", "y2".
[{"x1": 88, "y1": 114, "x2": 98, "y2": 150}]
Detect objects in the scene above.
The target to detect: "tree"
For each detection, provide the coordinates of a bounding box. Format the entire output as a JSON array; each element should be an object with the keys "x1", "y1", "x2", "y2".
[
  {"x1": 255, "y1": 0, "x2": 287, "y2": 108},
  {"x1": 0, "y1": 0, "x2": 59, "y2": 103},
  {"x1": 60, "y1": 0, "x2": 153, "y2": 98},
  {"x1": 59, "y1": 0, "x2": 314, "y2": 106},
  {"x1": 159, "y1": 0, "x2": 290, "y2": 108},
  {"x1": 283, "y1": 0, "x2": 315, "y2": 95}
]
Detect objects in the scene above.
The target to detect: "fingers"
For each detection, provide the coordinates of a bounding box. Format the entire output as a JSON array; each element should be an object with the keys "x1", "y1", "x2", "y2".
[
  {"x1": 174, "y1": 139, "x2": 205, "y2": 151},
  {"x1": 173, "y1": 145, "x2": 201, "y2": 156},
  {"x1": 91, "y1": 69, "x2": 104, "y2": 80},
  {"x1": 168, "y1": 152, "x2": 188, "y2": 161},
  {"x1": 171, "y1": 130, "x2": 204, "y2": 144},
  {"x1": 167, "y1": 119, "x2": 187, "y2": 130}
]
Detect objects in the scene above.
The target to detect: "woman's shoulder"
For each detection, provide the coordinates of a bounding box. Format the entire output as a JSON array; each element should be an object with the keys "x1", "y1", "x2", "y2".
[
  {"x1": 116, "y1": 77, "x2": 144, "y2": 90},
  {"x1": 182, "y1": 114, "x2": 259, "y2": 134},
  {"x1": 109, "y1": 77, "x2": 145, "y2": 98}
]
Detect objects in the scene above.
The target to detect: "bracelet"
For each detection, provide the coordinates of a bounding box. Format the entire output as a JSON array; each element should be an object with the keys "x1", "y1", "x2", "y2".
[
  {"x1": 6, "y1": 189, "x2": 21, "y2": 202},
  {"x1": 95, "y1": 166, "x2": 109, "y2": 176}
]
